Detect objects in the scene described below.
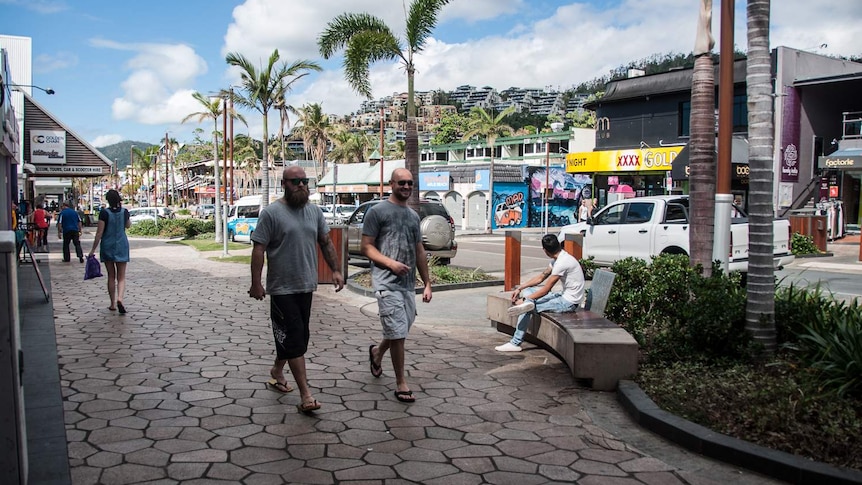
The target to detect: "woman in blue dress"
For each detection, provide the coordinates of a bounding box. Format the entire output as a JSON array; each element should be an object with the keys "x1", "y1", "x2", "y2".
[{"x1": 89, "y1": 189, "x2": 131, "y2": 314}]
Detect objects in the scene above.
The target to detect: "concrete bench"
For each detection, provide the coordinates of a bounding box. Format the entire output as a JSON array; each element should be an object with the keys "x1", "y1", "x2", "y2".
[{"x1": 487, "y1": 270, "x2": 638, "y2": 391}]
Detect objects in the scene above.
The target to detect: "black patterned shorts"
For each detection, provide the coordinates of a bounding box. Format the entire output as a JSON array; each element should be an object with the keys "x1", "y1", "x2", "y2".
[{"x1": 270, "y1": 293, "x2": 313, "y2": 360}]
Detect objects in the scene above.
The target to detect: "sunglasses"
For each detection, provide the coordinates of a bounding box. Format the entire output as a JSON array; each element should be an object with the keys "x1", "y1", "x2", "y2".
[
  {"x1": 395, "y1": 180, "x2": 414, "y2": 187},
  {"x1": 285, "y1": 177, "x2": 309, "y2": 186}
]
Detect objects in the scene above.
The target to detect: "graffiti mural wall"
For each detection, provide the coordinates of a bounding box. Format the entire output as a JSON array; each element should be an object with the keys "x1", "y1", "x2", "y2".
[
  {"x1": 490, "y1": 182, "x2": 528, "y2": 230},
  {"x1": 524, "y1": 166, "x2": 593, "y2": 228}
]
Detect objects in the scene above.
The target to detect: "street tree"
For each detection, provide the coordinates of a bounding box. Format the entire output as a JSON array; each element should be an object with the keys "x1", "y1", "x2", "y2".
[
  {"x1": 462, "y1": 105, "x2": 515, "y2": 233},
  {"x1": 291, "y1": 103, "x2": 333, "y2": 179},
  {"x1": 688, "y1": 0, "x2": 717, "y2": 275},
  {"x1": 318, "y1": 0, "x2": 452, "y2": 209},
  {"x1": 745, "y1": 0, "x2": 777, "y2": 352},
  {"x1": 226, "y1": 49, "x2": 321, "y2": 207}
]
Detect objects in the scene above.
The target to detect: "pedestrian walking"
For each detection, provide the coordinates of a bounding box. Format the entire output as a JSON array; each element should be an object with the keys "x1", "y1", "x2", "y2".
[
  {"x1": 57, "y1": 201, "x2": 85, "y2": 263},
  {"x1": 363, "y1": 168, "x2": 432, "y2": 404},
  {"x1": 249, "y1": 166, "x2": 345, "y2": 414},
  {"x1": 31, "y1": 203, "x2": 50, "y2": 252},
  {"x1": 495, "y1": 234, "x2": 585, "y2": 352},
  {"x1": 88, "y1": 189, "x2": 131, "y2": 314}
]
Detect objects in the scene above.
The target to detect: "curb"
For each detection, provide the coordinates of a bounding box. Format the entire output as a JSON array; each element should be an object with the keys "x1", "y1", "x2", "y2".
[
  {"x1": 616, "y1": 380, "x2": 862, "y2": 485},
  {"x1": 346, "y1": 268, "x2": 503, "y2": 298}
]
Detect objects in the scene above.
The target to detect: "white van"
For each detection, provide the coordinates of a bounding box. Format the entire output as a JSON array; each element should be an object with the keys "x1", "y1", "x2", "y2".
[{"x1": 227, "y1": 194, "x2": 280, "y2": 242}]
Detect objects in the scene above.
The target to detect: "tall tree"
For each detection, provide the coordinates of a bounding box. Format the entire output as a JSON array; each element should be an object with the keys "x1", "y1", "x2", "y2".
[
  {"x1": 462, "y1": 105, "x2": 515, "y2": 233},
  {"x1": 291, "y1": 103, "x2": 332, "y2": 179},
  {"x1": 318, "y1": 0, "x2": 451, "y2": 209},
  {"x1": 182, "y1": 92, "x2": 230, "y2": 241},
  {"x1": 688, "y1": 0, "x2": 717, "y2": 274},
  {"x1": 226, "y1": 49, "x2": 321, "y2": 207},
  {"x1": 745, "y1": 0, "x2": 777, "y2": 352}
]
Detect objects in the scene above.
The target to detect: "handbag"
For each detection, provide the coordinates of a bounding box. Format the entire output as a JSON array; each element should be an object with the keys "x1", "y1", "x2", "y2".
[{"x1": 84, "y1": 254, "x2": 103, "y2": 280}]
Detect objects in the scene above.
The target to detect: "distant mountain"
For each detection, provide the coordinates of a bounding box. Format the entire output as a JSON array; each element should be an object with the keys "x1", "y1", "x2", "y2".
[{"x1": 95, "y1": 141, "x2": 154, "y2": 169}]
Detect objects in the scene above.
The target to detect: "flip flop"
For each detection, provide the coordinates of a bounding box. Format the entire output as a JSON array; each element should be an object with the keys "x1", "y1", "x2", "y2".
[
  {"x1": 369, "y1": 345, "x2": 383, "y2": 378},
  {"x1": 266, "y1": 378, "x2": 294, "y2": 393},
  {"x1": 296, "y1": 399, "x2": 321, "y2": 414},
  {"x1": 394, "y1": 390, "x2": 415, "y2": 403},
  {"x1": 117, "y1": 302, "x2": 126, "y2": 314}
]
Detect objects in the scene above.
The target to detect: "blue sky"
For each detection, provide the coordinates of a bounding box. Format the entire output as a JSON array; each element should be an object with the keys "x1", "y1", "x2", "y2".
[{"x1": 2, "y1": 0, "x2": 860, "y2": 148}]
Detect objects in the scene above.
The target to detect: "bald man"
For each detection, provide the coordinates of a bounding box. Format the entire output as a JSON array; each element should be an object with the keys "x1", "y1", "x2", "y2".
[
  {"x1": 249, "y1": 166, "x2": 344, "y2": 413},
  {"x1": 362, "y1": 168, "x2": 432, "y2": 404}
]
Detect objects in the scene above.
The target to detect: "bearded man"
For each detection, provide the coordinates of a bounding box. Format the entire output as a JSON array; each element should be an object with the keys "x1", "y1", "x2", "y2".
[{"x1": 249, "y1": 166, "x2": 344, "y2": 413}]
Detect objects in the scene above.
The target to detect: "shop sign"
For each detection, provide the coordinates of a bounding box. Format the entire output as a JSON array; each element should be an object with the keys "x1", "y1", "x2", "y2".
[
  {"x1": 818, "y1": 156, "x2": 862, "y2": 169},
  {"x1": 475, "y1": 169, "x2": 490, "y2": 190},
  {"x1": 566, "y1": 147, "x2": 682, "y2": 173},
  {"x1": 420, "y1": 171, "x2": 450, "y2": 190},
  {"x1": 31, "y1": 129, "x2": 67, "y2": 164},
  {"x1": 780, "y1": 86, "x2": 800, "y2": 182},
  {"x1": 33, "y1": 165, "x2": 102, "y2": 175}
]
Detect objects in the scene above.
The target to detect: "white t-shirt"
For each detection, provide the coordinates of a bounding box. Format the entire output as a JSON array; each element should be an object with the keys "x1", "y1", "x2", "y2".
[
  {"x1": 578, "y1": 204, "x2": 590, "y2": 222},
  {"x1": 550, "y1": 250, "x2": 586, "y2": 304}
]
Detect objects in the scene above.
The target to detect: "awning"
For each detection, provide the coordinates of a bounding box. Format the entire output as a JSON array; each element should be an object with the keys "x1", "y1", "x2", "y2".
[
  {"x1": 671, "y1": 137, "x2": 750, "y2": 181},
  {"x1": 175, "y1": 175, "x2": 208, "y2": 191},
  {"x1": 818, "y1": 147, "x2": 862, "y2": 169}
]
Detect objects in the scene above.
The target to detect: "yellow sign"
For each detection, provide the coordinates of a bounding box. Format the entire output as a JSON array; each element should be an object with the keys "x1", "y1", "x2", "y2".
[{"x1": 566, "y1": 147, "x2": 683, "y2": 173}]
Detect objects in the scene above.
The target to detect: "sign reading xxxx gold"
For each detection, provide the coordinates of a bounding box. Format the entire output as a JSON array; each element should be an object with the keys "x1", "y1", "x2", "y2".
[{"x1": 566, "y1": 147, "x2": 683, "y2": 173}]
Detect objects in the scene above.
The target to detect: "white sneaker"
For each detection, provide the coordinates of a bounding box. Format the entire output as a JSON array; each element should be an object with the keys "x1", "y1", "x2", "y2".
[
  {"x1": 507, "y1": 301, "x2": 535, "y2": 316},
  {"x1": 495, "y1": 342, "x2": 522, "y2": 352}
]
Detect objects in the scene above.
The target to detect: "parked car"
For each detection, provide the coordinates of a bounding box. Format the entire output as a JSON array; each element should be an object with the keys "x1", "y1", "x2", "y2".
[
  {"x1": 322, "y1": 204, "x2": 356, "y2": 225},
  {"x1": 128, "y1": 207, "x2": 174, "y2": 224},
  {"x1": 345, "y1": 199, "x2": 457, "y2": 265},
  {"x1": 557, "y1": 195, "x2": 794, "y2": 273},
  {"x1": 195, "y1": 204, "x2": 215, "y2": 219}
]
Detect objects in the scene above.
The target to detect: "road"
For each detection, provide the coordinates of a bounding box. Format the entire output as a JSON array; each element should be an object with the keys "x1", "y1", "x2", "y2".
[{"x1": 452, "y1": 233, "x2": 862, "y2": 302}]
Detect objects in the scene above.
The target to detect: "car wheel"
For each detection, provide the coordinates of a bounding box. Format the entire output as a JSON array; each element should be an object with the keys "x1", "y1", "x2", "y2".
[
  {"x1": 420, "y1": 215, "x2": 451, "y2": 251},
  {"x1": 438, "y1": 258, "x2": 451, "y2": 266}
]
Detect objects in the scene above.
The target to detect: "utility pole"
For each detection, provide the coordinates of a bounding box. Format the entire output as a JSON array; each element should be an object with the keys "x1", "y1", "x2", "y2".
[
  {"x1": 164, "y1": 132, "x2": 170, "y2": 206},
  {"x1": 714, "y1": 0, "x2": 734, "y2": 272},
  {"x1": 229, "y1": 87, "x2": 235, "y2": 204},
  {"x1": 379, "y1": 107, "x2": 385, "y2": 198}
]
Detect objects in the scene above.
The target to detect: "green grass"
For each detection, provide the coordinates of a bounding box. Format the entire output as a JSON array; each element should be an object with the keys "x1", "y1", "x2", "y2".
[
  {"x1": 207, "y1": 255, "x2": 251, "y2": 264},
  {"x1": 169, "y1": 239, "x2": 249, "y2": 252}
]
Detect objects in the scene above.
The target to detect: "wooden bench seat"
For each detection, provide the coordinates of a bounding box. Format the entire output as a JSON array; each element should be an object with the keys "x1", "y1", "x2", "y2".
[{"x1": 486, "y1": 292, "x2": 638, "y2": 391}]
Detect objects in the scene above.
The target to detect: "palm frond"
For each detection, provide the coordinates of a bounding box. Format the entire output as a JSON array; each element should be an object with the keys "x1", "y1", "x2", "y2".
[
  {"x1": 406, "y1": 0, "x2": 451, "y2": 52},
  {"x1": 318, "y1": 13, "x2": 395, "y2": 58}
]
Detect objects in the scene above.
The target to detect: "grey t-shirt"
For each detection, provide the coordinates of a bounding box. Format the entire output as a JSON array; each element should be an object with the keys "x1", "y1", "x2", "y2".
[
  {"x1": 362, "y1": 200, "x2": 421, "y2": 292},
  {"x1": 251, "y1": 200, "x2": 328, "y2": 295}
]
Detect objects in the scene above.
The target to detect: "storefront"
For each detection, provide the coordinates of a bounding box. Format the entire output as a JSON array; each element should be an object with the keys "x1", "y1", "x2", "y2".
[
  {"x1": 670, "y1": 137, "x2": 751, "y2": 210},
  {"x1": 818, "y1": 147, "x2": 862, "y2": 227},
  {"x1": 565, "y1": 146, "x2": 683, "y2": 208}
]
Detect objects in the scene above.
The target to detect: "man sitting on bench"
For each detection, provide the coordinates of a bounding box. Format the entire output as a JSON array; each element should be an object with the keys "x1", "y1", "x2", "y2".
[{"x1": 495, "y1": 234, "x2": 586, "y2": 352}]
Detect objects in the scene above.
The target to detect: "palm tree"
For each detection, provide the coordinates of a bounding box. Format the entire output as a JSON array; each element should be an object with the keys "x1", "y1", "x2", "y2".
[
  {"x1": 291, "y1": 103, "x2": 332, "y2": 180},
  {"x1": 330, "y1": 129, "x2": 374, "y2": 164},
  {"x1": 133, "y1": 146, "x2": 157, "y2": 208},
  {"x1": 462, "y1": 105, "x2": 515, "y2": 233},
  {"x1": 232, "y1": 134, "x2": 260, "y2": 196},
  {"x1": 688, "y1": 0, "x2": 717, "y2": 274},
  {"x1": 318, "y1": 0, "x2": 451, "y2": 209},
  {"x1": 182, "y1": 92, "x2": 229, "y2": 241},
  {"x1": 226, "y1": 49, "x2": 321, "y2": 207},
  {"x1": 745, "y1": 0, "x2": 777, "y2": 352}
]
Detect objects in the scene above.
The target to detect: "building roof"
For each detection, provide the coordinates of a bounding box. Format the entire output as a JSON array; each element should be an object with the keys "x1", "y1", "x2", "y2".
[{"x1": 588, "y1": 59, "x2": 747, "y2": 108}]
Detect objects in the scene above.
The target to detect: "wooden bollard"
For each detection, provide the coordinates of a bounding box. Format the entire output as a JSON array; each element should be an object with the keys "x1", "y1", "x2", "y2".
[
  {"x1": 563, "y1": 233, "x2": 584, "y2": 260},
  {"x1": 317, "y1": 226, "x2": 347, "y2": 284},
  {"x1": 504, "y1": 230, "x2": 521, "y2": 291}
]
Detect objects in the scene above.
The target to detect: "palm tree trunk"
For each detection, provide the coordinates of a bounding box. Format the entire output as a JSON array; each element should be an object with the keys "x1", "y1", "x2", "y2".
[
  {"x1": 689, "y1": 54, "x2": 717, "y2": 275},
  {"x1": 745, "y1": 0, "x2": 776, "y2": 352},
  {"x1": 213, "y1": 120, "x2": 223, "y2": 243},
  {"x1": 261, "y1": 114, "x2": 270, "y2": 206},
  {"x1": 405, "y1": 68, "x2": 419, "y2": 210}
]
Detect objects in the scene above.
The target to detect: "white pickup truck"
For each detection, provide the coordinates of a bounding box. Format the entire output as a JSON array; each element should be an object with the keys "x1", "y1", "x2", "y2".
[{"x1": 558, "y1": 195, "x2": 794, "y2": 273}]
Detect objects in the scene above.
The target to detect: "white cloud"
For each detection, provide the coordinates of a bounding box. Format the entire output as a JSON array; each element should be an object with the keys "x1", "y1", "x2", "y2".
[
  {"x1": 33, "y1": 51, "x2": 77, "y2": 73},
  {"x1": 90, "y1": 39, "x2": 209, "y2": 125},
  {"x1": 0, "y1": 0, "x2": 68, "y2": 14},
  {"x1": 91, "y1": 134, "x2": 123, "y2": 148}
]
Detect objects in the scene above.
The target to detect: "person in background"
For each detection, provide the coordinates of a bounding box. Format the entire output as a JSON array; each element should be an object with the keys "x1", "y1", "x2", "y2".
[
  {"x1": 89, "y1": 190, "x2": 131, "y2": 314},
  {"x1": 57, "y1": 201, "x2": 85, "y2": 263},
  {"x1": 363, "y1": 168, "x2": 432, "y2": 404},
  {"x1": 249, "y1": 166, "x2": 344, "y2": 414},
  {"x1": 578, "y1": 198, "x2": 591, "y2": 222},
  {"x1": 495, "y1": 234, "x2": 585, "y2": 352},
  {"x1": 31, "y1": 203, "x2": 50, "y2": 252}
]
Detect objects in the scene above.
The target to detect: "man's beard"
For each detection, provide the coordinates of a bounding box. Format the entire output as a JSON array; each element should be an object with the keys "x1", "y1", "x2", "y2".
[{"x1": 285, "y1": 189, "x2": 309, "y2": 208}]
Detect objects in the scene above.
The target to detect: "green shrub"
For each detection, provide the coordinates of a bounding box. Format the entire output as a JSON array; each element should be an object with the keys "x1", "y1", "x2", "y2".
[
  {"x1": 791, "y1": 232, "x2": 821, "y2": 255},
  {"x1": 605, "y1": 255, "x2": 749, "y2": 363},
  {"x1": 578, "y1": 256, "x2": 599, "y2": 280},
  {"x1": 176, "y1": 208, "x2": 191, "y2": 215},
  {"x1": 127, "y1": 219, "x2": 215, "y2": 238}
]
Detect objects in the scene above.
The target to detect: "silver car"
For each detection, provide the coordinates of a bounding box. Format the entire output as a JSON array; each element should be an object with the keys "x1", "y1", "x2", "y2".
[{"x1": 345, "y1": 199, "x2": 458, "y2": 265}]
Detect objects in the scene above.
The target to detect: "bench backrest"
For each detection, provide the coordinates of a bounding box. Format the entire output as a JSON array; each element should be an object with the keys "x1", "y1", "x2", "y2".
[{"x1": 585, "y1": 269, "x2": 615, "y2": 316}]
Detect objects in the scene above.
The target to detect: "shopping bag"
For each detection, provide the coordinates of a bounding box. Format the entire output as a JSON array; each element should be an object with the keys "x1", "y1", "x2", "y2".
[{"x1": 84, "y1": 254, "x2": 103, "y2": 280}]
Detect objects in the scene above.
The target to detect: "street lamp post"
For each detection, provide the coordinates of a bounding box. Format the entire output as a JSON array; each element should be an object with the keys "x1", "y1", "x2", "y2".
[
  {"x1": 130, "y1": 145, "x2": 136, "y2": 206},
  {"x1": 10, "y1": 84, "x2": 55, "y2": 95}
]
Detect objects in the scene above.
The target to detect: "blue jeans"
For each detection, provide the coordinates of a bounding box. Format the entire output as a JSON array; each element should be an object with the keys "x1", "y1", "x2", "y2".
[{"x1": 511, "y1": 286, "x2": 578, "y2": 346}]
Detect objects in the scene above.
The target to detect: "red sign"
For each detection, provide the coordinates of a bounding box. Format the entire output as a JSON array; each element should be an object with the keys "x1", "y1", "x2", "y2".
[{"x1": 829, "y1": 185, "x2": 839, "y2": 198}]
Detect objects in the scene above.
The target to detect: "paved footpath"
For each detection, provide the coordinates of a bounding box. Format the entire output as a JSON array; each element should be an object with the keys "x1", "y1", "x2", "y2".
[{"x1": 44, "y1": 240, "x2": 780, "y2": 484}]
